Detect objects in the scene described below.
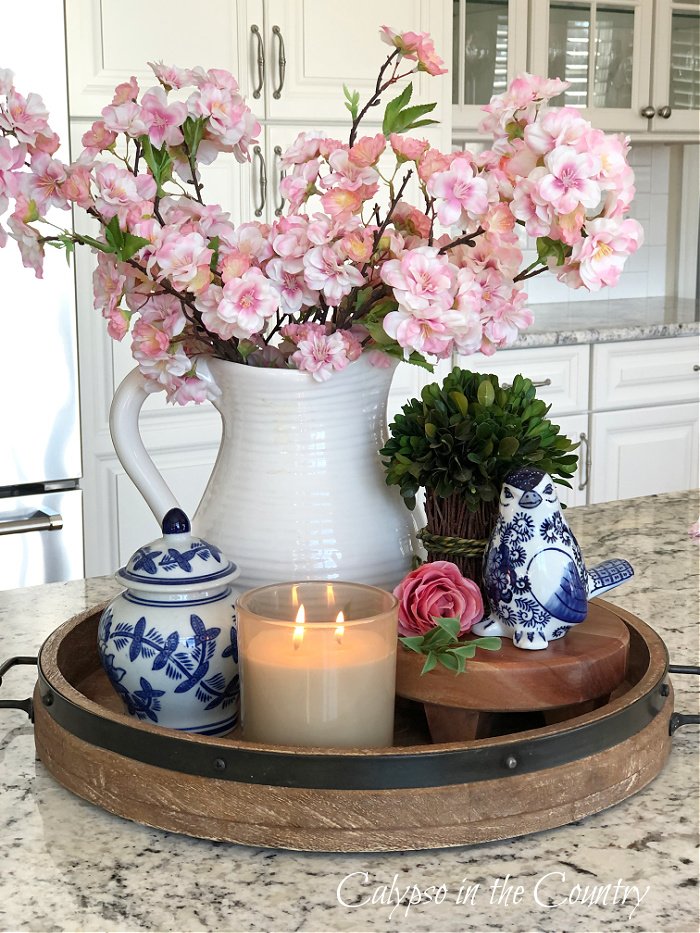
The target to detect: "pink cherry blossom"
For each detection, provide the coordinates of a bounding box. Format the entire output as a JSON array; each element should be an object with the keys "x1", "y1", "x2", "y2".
[
  {"x1": 391, "y1": 202, "x2": 431, "y2": 239},
  {"x1": 524, "y1": 107, "x2": 588, "y2": 155},
  {"x1": 150, "y1": 228, "x2": 212, "y2": 294},
  {"x1": 338, "y1": 227, "x2": 375, "y2": 263},
  {"x1": 320, "y1": 186, "x2": 364, "y2": 218},
  {"x1": 26, "y1": 152, "x2": 68, "y2": 210},
  {"x1": 205, "y1": 267, "x2": 279, "y2": 339},
  {"x1": 510, "y1": 167, "x2": 553, "y2": 237},
  {"x1": 480, "y1": 285, "x2": 533, "y2": 350},
  {"x1": 427, "y1": 157, "x2": 490, "y2": 226},
  {"x1": 0, "y1": 137, "x2": 26, "y2": 199},
  {"x1": 381, "y1": 246, "x2": 456, "y2": 315},
  {"x1": 537, "y1": 146, "x2": 602, "y2": 214},
  {"x1": 0, "y1": 89, "x2": 50, "y2": 145},
  {"x1": 94, "y1": 163, "x2": 155, "y2": 229},
  {"x1": 101, "y1": 101, "x2": 151, "y2": 138},
  {"x1": 291, "y1": 328, "x2": 357, "y2": 382},
  {"x1": 7, "y1": 211, "x2": 44, "y2": 277},
  {"x1": 303, "y1": 245, "x2": 364, "y2": 305},
  {"x1": 569, "y1": 217, "x2": 643, "y2": 291},
  {"x1": 349, "y1": 134, "x2": 386, "y2": 168},
  {"x1": 390, "y1": 134, "x2": 429, "y2": 163},
  {"x1": 382, "y1": 307, "x2": 454, "y2": 358},
  {"x1": 379, "y1": 27, "x2": 447, "y2": 76},
  {"x1": 81, "y1": 120, "x2": 118, "y2": 155},
  {"x1": 266, "y1": 257, "x2": 318, "y2": 314},
  {"x1": 140, "y1": 86, "x2": 187, "y2": 147},
  {"x1": 111, "y1": 77, "x2": 139, "y2": 106},
  {"x1": 93, "y1": 252, "x2": 126, "y2": 320},
  {"x1": 148, "y1": 61, "x2": 194, "y2": 91}
]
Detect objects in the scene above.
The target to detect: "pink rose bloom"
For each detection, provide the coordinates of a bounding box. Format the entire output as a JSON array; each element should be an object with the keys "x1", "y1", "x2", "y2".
[
  {"x1": 390, "y1": 134, "x2": 429, "y2": 164},
  {"x1": 394, "y1": 561, "x2": 484, "y2": 637}
]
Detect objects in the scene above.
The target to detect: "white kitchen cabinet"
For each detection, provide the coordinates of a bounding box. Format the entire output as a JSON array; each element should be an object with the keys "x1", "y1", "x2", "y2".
[
  {"x1": 65, "y1": 0, "x2": 263, "y2": 116},
  {"x1": 263, "y1": 0, "x2": 452, "y2": 129},
  {"x1": 452, "y1": 0, "x2": 529, "y2": 133},
  {"x1": 588, "y1": 402, "x2": 699, "y2": 502},
  {"x1": 529, "y1": 0, "x2": 699, "y2": 139}
]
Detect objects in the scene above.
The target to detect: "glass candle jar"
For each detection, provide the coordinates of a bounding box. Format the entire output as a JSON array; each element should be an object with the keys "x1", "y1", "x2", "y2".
[{"x1": 237, "y1": 581, "x2": 398, "y2": 748}]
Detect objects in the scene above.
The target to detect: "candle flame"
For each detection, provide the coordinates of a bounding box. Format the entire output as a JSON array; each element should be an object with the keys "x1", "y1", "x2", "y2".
[
  {"x1": 335, "y1": 610, "x2": 344, "y2": 644},
  {"x1": 293, "y1": 603, "x2": 305, "y2": 649}
]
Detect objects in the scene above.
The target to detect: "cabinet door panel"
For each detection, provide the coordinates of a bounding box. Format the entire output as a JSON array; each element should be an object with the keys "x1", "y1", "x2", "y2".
[
  {"x1": 66, "y1": 0, "x2": 257, "y2": 117},
  {"x1": 454, "y1": 345, "x2": 590, "y2": 416},
  {"x1": 591, "y1": 336, "x2": 700, "y2": 411},
  {"x1": 452, "y1": 0, "x2": 528, "y2": 133},
  {"x1": 529, "y1": 0, "x2": 652, "y2": 133},
  {"x1": 263, "y1": 0, "x2": 451, "y2": 140},
  {"x1": 589, "y1": 403, "x2": 699, "y2": 503},
  {"x1": 651, "y1": 0, "x2": 700, "y2": 135}
]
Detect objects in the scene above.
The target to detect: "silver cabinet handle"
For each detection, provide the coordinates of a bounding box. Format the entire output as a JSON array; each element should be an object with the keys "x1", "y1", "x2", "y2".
[
  {"x1": 502, "y1": 377, "x2": 552, "y2": 390},
  {"x1": 578, "y1": 432, "x2": 591, "y2": 492},
  {"x1": 250, "y1": 25, "x2": 265, "y2": 99},
  {"x1": 273, "y1": 145, "x2": 285, "y2": 216},
  {"x1": 253, "y1": 145, "x2": 266, "y2": 217},
  {"x1": 0, "y1": 510, "x2": 63, "y2": 536},
  {"x1": 657, "y1": 105, "x2": 672, "y2": 119},
  {"x1": 272, "y1": 25, "x2": 286, "y2": 99},
  {"x1": 640, "y1": 105, "x2": 655, "y2": 119}
]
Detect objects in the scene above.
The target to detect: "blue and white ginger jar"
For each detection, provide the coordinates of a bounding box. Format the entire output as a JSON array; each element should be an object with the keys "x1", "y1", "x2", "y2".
[{"x1": 97, "y1": 508, "x2": 241, "y2": 735}]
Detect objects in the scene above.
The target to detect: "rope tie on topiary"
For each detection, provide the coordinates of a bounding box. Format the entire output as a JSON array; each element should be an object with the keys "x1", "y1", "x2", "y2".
[{"x1": 417, "y1": 528, "x2": 488, "y2": 558}]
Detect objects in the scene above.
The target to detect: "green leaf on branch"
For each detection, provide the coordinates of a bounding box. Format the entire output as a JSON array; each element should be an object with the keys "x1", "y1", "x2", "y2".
[
  {"x1": 139, "y1": 136, "x2": 174, "y2": 195},
  {"x1": 399, "y1": 619, "x2": 502, "y2": 676},
  {"x1": 343, "y1": 84, "x2": 360, "y2": 121},
  {"x1": 536, "y1": 236, "x2": 570, "y2": 267},
  {"x1": 182, "y1": 116, "x2": 206, "y2": 160},
  {"x1": 388, "y1": 102, "x2": 438, "y2": 135},
  {"x1": 104, "y1": 215, "x2": 149, "y2": 262},
  {"x1": 209, "y1": 235, "x2": 220, "y2": 274},
  {"x1": 382, "y1": 83, "x2": 413, "y2": 135}
]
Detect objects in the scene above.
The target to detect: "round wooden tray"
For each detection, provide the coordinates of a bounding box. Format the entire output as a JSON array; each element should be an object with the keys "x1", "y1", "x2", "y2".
[{"x1": 33, "y1": 599, "x2": 674, "y2": 852}]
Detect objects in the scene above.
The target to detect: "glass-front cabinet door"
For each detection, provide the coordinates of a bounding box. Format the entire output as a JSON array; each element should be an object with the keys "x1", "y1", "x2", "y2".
[
  {"x1": 651, "y1": 0, "x2": 700, "y2": 134},
  {"x1": 452, "y1": 0, "x2": 529, "y2": 134},
  {"x1": 529, "y1": 0, "x2": 653, "y2": 133}
]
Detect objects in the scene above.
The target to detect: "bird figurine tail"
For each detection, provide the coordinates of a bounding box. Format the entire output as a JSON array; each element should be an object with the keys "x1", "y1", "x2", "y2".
[{"x1": 586, "y1": 558, "x2": 634, "y2": 598}]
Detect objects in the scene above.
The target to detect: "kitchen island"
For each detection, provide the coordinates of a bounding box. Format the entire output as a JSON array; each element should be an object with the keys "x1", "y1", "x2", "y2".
[{"x1": 0, "y1": 491, "x2": 698, "y2": 933}]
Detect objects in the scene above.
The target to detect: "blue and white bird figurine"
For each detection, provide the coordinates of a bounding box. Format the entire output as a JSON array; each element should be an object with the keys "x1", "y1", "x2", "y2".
[{"x1": 470, "y1": 466, "x2": 634, "y2": 650}]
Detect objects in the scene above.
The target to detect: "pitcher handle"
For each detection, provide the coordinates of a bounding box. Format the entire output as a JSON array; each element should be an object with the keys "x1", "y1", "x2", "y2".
[{"x1": 109, "y1": 368, "x2": 181, "y2": 522}]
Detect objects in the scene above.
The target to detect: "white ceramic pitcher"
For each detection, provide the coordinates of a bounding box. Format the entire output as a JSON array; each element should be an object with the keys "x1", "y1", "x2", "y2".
[{"x1": 109, "y1": 355, "x2": 419, "y2": 593}]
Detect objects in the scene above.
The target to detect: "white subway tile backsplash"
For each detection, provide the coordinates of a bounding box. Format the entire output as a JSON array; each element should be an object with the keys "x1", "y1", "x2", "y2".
[
  {"x1": 647, "y1": 245, "x2": 667, "y2": 295},
  {"x1": 629, "y1": 144, "x2": 652, "y2": 166},
  {"x1": 632, "y1": 165, "x2": 652, "y2": 194}
]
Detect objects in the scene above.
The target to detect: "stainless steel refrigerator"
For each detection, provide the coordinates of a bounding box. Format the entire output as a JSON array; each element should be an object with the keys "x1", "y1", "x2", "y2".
[{"x1": 0, "y1": 4, "x2": 83, "y2": 589}]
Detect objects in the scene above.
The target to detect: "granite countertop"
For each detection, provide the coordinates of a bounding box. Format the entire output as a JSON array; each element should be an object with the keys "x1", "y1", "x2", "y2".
[
  {"x1": 0, "y1": 491, "x2": 698, "y2": 933},
  {"x1": 514, "y1": 296, "x2": 699, "y2": 349}
]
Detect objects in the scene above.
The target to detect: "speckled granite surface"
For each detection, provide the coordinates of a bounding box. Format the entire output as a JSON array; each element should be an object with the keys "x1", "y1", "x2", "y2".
[
  {"x1": 0, "y1": 491, "x2": 698, "y2": 933},
  {"x1": 516, "y1": 296, "x2": 699, "y2": 349}
]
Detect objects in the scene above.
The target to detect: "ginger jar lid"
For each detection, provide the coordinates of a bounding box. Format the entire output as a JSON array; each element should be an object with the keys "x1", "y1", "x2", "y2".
[{"x1": 117, "y1": 508, "x2": 239, "y2": 593}]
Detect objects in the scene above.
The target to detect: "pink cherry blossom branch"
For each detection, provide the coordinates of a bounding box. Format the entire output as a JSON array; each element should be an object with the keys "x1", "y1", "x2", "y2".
[
  {"x1": 349, "y1": 48, "x2": 401, "y2": 147},
  {"x1": 437, "y1": 226, "x2": 485, "y2": 254}
]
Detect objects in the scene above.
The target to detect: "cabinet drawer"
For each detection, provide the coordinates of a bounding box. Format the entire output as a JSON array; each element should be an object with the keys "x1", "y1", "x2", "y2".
[
  {"x1": 455, "y1": 345, "x2": 590, "y2": 415},
  {"x1": 591, "y1": 336, "x2": 700, "y2": 411}
]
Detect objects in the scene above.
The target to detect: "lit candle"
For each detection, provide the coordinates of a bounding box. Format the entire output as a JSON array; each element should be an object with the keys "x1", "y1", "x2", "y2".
[{"x1": 237, "y1": 582, "x2": 397, "y2": 748}]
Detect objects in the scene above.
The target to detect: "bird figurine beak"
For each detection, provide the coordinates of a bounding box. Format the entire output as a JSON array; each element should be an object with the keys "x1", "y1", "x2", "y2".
[{"x1": 519, "y1": 489, "x2": 543, "y2": 509}]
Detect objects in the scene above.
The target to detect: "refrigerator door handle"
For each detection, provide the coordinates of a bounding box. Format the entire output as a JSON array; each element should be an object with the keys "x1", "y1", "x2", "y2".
[{"x1": 0, "y1": 510, "x2": 64, "y2": 536}]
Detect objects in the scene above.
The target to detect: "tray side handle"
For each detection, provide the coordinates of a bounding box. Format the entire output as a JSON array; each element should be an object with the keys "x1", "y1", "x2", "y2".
[
  {"x1": 0, "y1": 656, "x2": 37, "y2": 721},
  {"x1": 668, "y1": 664, "x2": 700, "y2": 735}
]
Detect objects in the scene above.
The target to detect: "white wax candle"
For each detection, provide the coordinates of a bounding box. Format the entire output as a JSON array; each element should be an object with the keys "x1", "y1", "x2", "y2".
[{"x1": 240, "y1": 626, "x2": 396, "y2": 747}]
